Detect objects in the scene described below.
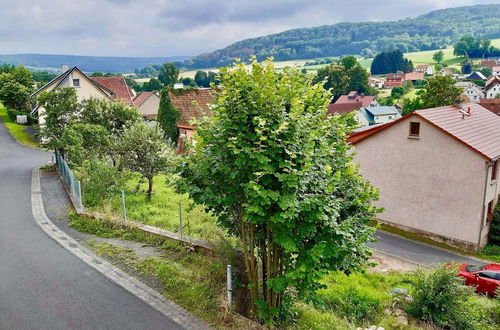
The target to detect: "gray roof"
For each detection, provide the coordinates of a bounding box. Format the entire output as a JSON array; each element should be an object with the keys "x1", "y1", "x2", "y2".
[{"x1": 364, "y1": 106, "x2": 399, "y2": 116}]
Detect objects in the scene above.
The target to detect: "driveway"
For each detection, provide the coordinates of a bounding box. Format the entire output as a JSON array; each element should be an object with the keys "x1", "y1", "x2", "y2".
[
  {"x1": 0, "y1": 121, "x2": 185, "y2": 330},
  {"x1": 370, "y1": 231, "x2": 484, "y2": 267}
]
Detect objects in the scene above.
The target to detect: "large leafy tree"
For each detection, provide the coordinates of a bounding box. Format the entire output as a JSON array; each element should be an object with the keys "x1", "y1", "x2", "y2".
[
  {"x1": 158, "y1": 63, "x2": 180, "y2": 86},
  {"x1": 0, "y1": 66, "x2": 35, "y2": 111},
  {"x1": 402, "y1": 75, "x2": 461, "y2": 113},
  {"x1": 370, "y1": 49, "x2": 413, "y2": 74},
  {"x1": 38, "y1": 88, "x2": 79, "y2": 154},
  {"x1": 313, "y1": 56, "x2": 372, "y2": 102},
  {"x1": 433, "y1": 50, "x2": 444, "y2": 63},
  {"x1": 60, "y1": 123, "x2": 110, "y2": 166},
  {"x1": 157, "y1": 87, "x2": 180, "y2": 144},
  {"x1": 177, "y1": 59, "x2": 380, "y2": 321}
]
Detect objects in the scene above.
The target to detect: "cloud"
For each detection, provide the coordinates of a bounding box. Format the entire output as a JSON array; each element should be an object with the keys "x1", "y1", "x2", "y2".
[{"x1": 0, "y1": 0, "x2": 492, "y2": 57}]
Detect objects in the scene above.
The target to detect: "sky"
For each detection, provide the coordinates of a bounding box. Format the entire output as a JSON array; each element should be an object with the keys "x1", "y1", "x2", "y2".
[{"x1": 0, "y1": 0, "x2": 496, "y2": 58}]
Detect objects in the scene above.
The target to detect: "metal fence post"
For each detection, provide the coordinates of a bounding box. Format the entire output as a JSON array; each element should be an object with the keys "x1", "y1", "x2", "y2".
[
  {"x1": 178, "y1": 202, "x2": 183, "y2": 238},
  {"x1": 227, "y1": 264, "x2": 233, "y2": 311},
  {"x1": 121, "y1": 190, "x2": 127, "y2": 223},
  {"x1": 77, "y1": 180, "x2": 83, "y2": 208}
]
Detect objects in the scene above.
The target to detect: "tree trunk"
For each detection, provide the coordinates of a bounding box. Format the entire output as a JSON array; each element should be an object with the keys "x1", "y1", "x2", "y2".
[
  {"x1": 146, "y1": 177, "x2": 153, "y2": 201},
  {"x1": 239, "y1": 207, "x2": 258, "y2": 317}
]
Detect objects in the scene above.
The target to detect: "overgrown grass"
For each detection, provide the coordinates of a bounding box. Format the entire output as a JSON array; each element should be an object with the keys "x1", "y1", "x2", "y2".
[
  {"x1": 0, "y1": 104, "x2": 39, "y2": 148},
  {"x1": 89, "y1": 173, "x2": 235, "y2": 245}
]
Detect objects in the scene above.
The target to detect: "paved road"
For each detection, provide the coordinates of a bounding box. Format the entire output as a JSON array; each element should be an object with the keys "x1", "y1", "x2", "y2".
[
  {"x1": 370, "y1": 231, "x2": 484, "y2": 267},
  {"x1": 0, "y1": 122, "x2": 183, "y2": 330}
]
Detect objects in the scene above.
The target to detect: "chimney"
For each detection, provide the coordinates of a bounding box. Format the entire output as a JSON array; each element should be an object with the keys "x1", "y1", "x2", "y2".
[
  {"x1": 467, "y1": 107, "x2": 471, "y2": 114},
  {"x1": 61, "y1": 64, "x2": 69, "y2": 73}
]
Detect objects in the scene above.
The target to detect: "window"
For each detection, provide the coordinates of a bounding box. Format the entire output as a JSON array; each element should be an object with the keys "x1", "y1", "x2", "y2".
[
  {"x1": 487, "y1": 200, "x2": 494, "y2": 222},
  {"x1": 409, "y1": 122, "x2": 420, "y2": 138},
  {"x1": 492, "y1": 159, "x2": 499, "y2": 181},
  {"x1": 478, "y1": 271, "x2": 499, "y2": 280},
  {"x1": 73, "y1": 79, "x2": 80, "y2": 87}
]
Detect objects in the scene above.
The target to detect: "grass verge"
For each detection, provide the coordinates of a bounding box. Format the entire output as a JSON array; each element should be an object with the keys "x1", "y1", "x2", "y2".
[{"x1": 0, "y1": 104, "x2": 39, "y2": 148}]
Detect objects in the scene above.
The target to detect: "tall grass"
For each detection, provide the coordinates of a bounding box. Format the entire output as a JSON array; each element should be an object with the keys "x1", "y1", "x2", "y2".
[{"x1": 0, "y1": 104, "x2": 39, "y2": 148}]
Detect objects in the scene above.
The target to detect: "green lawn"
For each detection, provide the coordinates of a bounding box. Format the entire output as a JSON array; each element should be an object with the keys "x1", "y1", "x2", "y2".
[{"x1": 0, "y1": 104, "x2": 39, "y2": 148}]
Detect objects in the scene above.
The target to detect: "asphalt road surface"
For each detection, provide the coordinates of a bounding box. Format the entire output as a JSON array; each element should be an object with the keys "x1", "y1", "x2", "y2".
[{"x1": 0, "y1": 121, "x2": 184, "y2": 330}]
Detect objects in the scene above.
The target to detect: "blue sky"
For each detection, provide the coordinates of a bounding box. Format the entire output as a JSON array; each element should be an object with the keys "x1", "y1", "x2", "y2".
[{"x1": 0, "y1": 0, "x2": 495, "y2": 57}]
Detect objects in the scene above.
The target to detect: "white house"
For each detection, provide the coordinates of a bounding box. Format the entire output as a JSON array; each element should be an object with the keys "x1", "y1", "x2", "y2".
[
  {"x1": 358, "y1": 106, "x2": 401, "y2": 126},
  {"x1": 455, "y1": 82, "x2": 484, "y2": 102},
  {"x1": 485, "y1": 76, "x2": 500, "y2": 99},
  {"x1": 492, "y1": 66, "x2": 500, "y2": 76},
  {"x1": 414, "y1": 64, "x2": 433, "y2": 75},
  {"x1": 133, "y1": 91, "x2": 160, "y2": 118}
]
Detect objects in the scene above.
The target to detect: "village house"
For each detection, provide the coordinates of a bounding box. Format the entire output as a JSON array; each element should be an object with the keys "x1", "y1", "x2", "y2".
[
  {"x1": 485, "y1": 76, "x2": 500, "y2": 99},
  {"x1": 455, "y1": 82, "x2": 484, "y2": 102},
  {"x1": 404, "y1": 72, "x2": 424, "y2": 84},
  {"x1": 327, "y1": 91, "x2": 378, "y2": 115},
  {"x1": 439, "y1": 67, "x2": 454, "y2": 76},
  {"x1": 384, "y1": 73, "x2": 405, "y2": 87},
  {"x1": 348, "y1": 103, "x2": 500, "y2": 251},
  {"x1": 369, "y1": 77, "x2": 384, "y2": 88},
  {"x1": 133, "y1": 91, "x2": 160, "y2": 118},
  {"x1": 90, "y1": 76, "x2": 135, "y2": 105},
  {"x1": 467, "y1": 71, "x2": 487, "y2": 81},
  {"x1": 358, "y1": 106, "x2": 401, "y2": 126},
  {"x1": 31, "y1": 66, "x2": 114, "y2": 125},
  {"x1": 493, "y1": 66, "x2": 500, "y2": 76},
  {"x1": 169, "y1": 88, "x2": 213, "y2": 152},
  {"x1": 481, "y1": 59, "x2": 498, "y2": 69},
  {"x1": 479, "y1": 98, "x2": 500, "y2": 116},
  {"x1": 414, "y1": 64, "x2": 433, "y2": 75}
]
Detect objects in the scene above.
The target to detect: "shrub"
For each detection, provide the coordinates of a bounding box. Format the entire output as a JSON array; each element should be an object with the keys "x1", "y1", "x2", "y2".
[
  {"x1": 291, "y1": 303, "x2": 348, "y2": 330},
  {"x1": 488, "y1": 202, "x2": 500, "y2": 244},
  {"x1": 405, "y1": 266, "x2": 492, "y2": 329}
]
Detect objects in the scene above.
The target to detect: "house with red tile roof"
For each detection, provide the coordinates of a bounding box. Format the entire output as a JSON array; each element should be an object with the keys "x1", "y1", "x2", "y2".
[
  {"x1": 493, "y1": 66, "x2": 500, "y2": 76},
  {"x1": 328, "y1": 91, "x2": 377, "y2": 115},
  {"x1": 349, "y1": 103, "x2": 500, "y2": 251},
  {"x1": 404, "y1": 72, "x2": 424, "y2": 83},
  {"x1": 133, "y1": 91, "x2": 160, "y2": 118},
  {"x1": 91, "y1": 76, "x2": 135, "y2": 105},
  {"x1": 384, "y1": 73, "x2": 405, "y2": 87},
  {"x1": 481, "y1": 60, "x2": 498, "y2": 69},
  {"x1": 485, "y1": 76, "x2": 500, "y2": 99},
  {"x1": 479, "y1": 98, "x2": 500, "y2": 116}
]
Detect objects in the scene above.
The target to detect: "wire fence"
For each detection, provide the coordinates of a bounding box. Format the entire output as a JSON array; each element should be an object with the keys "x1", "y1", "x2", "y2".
[{"x1": 54, "y1": 150, "x2": 83, "y2": 209}]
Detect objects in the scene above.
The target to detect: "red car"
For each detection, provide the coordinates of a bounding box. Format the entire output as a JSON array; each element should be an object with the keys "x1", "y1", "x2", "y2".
[{"x1": 458, "y1": 263, "x2": 500, "y2": 296}]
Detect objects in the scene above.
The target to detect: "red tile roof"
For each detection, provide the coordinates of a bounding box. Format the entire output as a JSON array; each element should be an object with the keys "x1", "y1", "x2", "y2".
[
  {"x1": 404, "y1": 72, "x2": 424, "y2": 81},
  {"x1": 415, "y1": 64, "x2": 430, "y2": 69},
  {"x1": 486, "y1": 76, "x2": 500, "y2": 90},
  {"x1": 327, "y1": 102, "x2": 363, "y2": 115},
  {"x1": 481, "y1": 60, "x2": 497, "y2": 68},
  {"x1": 133, "y1": 91, "x2": 156, "y2": 107},
  {"x1": 386, "y1": 73, "x2": 405, "y2": 80},
  {"x1": 335, "y1": 92, "x2": 375, "y2": 107},
  {"x1": 349, "y1": 103, "x2": 500, "y2": 160},
  {"x1": 169, "y1": 88, "x2": 213, "y2": 126},
  {"x1": 479, "y1": 98, "x2": 500, "y2": 116},
  {"x1": 91, "y1": 76, "x2": 134, "y2": 105}
]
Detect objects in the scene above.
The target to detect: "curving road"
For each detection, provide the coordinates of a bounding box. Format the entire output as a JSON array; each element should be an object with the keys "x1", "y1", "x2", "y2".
[{"x1": 0, "y1": 121, "x2": 183, "y2": 330}]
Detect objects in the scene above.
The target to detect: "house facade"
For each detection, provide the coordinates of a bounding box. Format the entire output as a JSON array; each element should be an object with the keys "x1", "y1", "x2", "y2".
[
  {"x1": 485, "y1": 76, "x2": 500, "y2": 99},
  {"x1": 133, "y1": 91, "x2": 160, "y2": 118},
  {"x1": 31, "y1": 66, "x2": 113, "y2": 125},
  {"x1": 414, "y1": 65, "x2": 433, "y2": 75},
  {"x1": 359, "y1": 106, "x2": 401, "y2": 126},
  {"x1": 493, "y1": 66, "x2": 500, "y2": 76},
  {"x1": 349, "y1": 103, "x2": 500, "y2": 251},
  {"x1": 384, "y1": 73, "x2": 405, "y2": 87},
  {"x1": 455, "y1": 82, "x2": 484, "y2": 102}
]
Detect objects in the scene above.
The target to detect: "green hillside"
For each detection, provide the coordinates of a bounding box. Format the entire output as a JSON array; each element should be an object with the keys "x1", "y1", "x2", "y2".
[{"x1": 180, "y1": 4, "x2": 500, "y2": 69}]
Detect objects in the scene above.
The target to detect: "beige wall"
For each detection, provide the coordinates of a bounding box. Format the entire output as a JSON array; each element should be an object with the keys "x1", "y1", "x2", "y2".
[
  {"x1": 37, "y1": 70, "x2": 112, "y2": 125},
  {"x1": 353, "y1": 117, "x2": 491, "y2": 247},
  {"x1": 138, "y1": 94, "x2": 160, "y2": 117}
]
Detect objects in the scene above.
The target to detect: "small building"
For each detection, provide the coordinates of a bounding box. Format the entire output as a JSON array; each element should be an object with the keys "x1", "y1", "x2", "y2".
[
  {"x1": 359, "y1": 106, "x2": 401, "y2": 125},
  {"x1": 439, "y1": 67, "x2": 454, "y2": 75},
  {"x1": 414, "y1": 64, "x2": 433, "y2": 75},
  {"x1": 467, "y1": 71, "x2": 487, "y2": 81},
  {"x1": 481, "y1": 60, "x2": 497, "y2": 69},
  {"x1": 31, "y1": 66, "x2": 114, "y2": 125},
  {"x1": 454, "y1": 82, "x2": 484, "y2": 103},
  {"x1": 369, "y1": 77, "x2": 384, "y2": 88},
  {"x1": 404, "y1": 72, "x2": 424, "y2": 83},
  {"x1": 485, "y1": 76, "x2": 500, "y2": 99},
  {"x1": 327, "y1": 91, "x2": 378, "y2": 121},
  {"x1": 493, "y1": 66, "x2": 500, "y2": 76},
  {"x1": 91, "y1": 76, "x2": 135, "y2": 105},
  {"x1": 133, "y1": 91, "x2": 160, "y2": 118},
  {"x1": 348, "y1": 103, "x2": 500, "y2": 251},
  {"x1": 384, "y1": 73, "x2": 405, "y2": 87}
]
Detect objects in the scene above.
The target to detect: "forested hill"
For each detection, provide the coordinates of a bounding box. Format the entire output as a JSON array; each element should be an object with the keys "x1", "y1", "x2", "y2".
[{"x1": 181, "y1": 4, "x2": 500, "y2": 69}]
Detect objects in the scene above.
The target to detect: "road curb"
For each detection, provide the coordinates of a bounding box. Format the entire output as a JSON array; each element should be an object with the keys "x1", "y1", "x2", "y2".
[{"x1": 32, "y1": 167, "x2": 210, "y2": 330}]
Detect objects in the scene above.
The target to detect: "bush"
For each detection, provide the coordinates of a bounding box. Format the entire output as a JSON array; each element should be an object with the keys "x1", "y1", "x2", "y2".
[
  {"x1": 488, "y1": 202, "x2": 500, "y2": 244},
  {"x1": 292, "y1": 303, "x2": 348, "y2": 330},
  {"x1": 405, "y1": 266, "x2": 493, "y2": 329},
  {"x1": 6, "y1": 108, "x2": 36, "y2": 124},
  {"x1": 316, "y1": 272, "x2": 393, "y2": 325}
]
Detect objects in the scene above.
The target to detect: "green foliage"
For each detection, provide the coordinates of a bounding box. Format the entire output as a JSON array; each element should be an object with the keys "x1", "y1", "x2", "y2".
[
  {"x1": 177, "y1": 59, "x2": 380, "y2": 321},
  {"x1": 180, "y1": 77, "x2": 196, "y2": 87},
  {"x1": 157, "y1": 63, "x2": 179, "y2": 86},
  {"x1": 31, "y1": 71, "x2": 57, "y2": 83},
  {"x1": 453, "y1": 35, "x2": 500, "y2": 58},
  {"x1": 157, "y1": 87, "x2": 180, "y2": 144},
  {"x1": 291, "y1": 303, "x2": 348, "y2": 330},
  {"x1": 60, "y1": 123, "x2": 110, "y2": 166},
  {"x1": 116, "y1": 122, "x2": 171, "y2": 198},
  {"x1": 38, "y1": 87, "x2": 79, "y2": 152},
  {"x1": 370, "y1": 49, "x2": 413, "y2": 75},
  {"x1": 488, "y1": 202, "x2": 500, "y2": 244},
  {"x1": 79, "y1": 158, "x2": 127, "y2": 207},
  {"x1": 0, "y1": 66, "x2": 34, "y2": 111},
  {"x1": 433, "y1": 50, "x2": 444, "y2": 63},
  {"x1": 177, "y1": 5, "x2": 500, "y2": 69},
  {"x1": 418, "y1": 75, "x2": 461, "y2": 108},
  {"x1": 406, "y1": 266, "x2": 494, "y2": 329},
  {"x1": 391, "y1": 86, "x2": 405, "y2": 99},
  {"x1": 313, "y1": 56, "x2": 372, "y2": 101},
  {"x1": 480, "y1": 67, "x2": 493, "y2": 77},
  {"x1": 142, "y1": 78, "x2": 163, "y2": 91},
  {"x1": 194, "y1": 71, "x2": 218, "y2": 87}
]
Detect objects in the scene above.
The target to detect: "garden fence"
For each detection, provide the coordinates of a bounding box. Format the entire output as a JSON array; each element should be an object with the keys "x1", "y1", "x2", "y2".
[{"x1": 54, "y1": 150, "x2": 83, "y2": 209}]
